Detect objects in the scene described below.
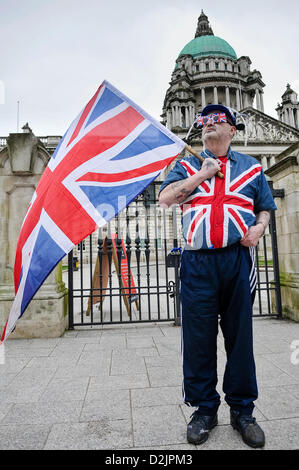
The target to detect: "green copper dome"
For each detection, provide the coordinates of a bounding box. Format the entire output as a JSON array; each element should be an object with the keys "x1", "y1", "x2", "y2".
[{"x1": 178, "y1": 35, "x2": 237, "y2": 60}]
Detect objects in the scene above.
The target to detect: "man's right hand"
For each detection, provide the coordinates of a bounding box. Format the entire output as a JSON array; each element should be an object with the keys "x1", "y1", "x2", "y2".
[
  {"x1": 159, "y1": 158, "x2": 221, "y2": 208},
  {"x1": 201, "y1": 158, "x2": 221, "y2": 179}
]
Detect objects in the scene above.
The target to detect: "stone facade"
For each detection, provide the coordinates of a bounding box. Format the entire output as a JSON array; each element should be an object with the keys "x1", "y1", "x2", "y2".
[{"x1": 266, "y1": 142, "x2": 299, "y2": 321}]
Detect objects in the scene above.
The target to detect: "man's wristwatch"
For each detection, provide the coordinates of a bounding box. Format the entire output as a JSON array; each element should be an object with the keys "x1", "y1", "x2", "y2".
[{"x1": 255, "y1": 221, "x2": 266, "y2": 235}]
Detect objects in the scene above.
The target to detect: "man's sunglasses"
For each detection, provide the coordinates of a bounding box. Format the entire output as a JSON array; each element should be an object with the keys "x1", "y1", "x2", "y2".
[{"x1": 195, "y1": 112, "x2": 234, "y2": 128}]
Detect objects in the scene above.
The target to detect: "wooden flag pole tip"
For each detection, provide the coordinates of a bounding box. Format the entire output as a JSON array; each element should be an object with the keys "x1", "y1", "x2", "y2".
[{"x1": 185, "y1": 144, "x2": 224, "y2": 179}]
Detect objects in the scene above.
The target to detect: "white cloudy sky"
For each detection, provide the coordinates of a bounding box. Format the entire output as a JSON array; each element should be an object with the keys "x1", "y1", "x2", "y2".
[{"x1": 0, "y1": 0, "x2": 298, "y2": 137}]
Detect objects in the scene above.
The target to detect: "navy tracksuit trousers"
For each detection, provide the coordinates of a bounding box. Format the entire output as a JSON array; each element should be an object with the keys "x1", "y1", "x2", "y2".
[{"x1": 180, "y1": 243, "x2": 258, "y2": 416}]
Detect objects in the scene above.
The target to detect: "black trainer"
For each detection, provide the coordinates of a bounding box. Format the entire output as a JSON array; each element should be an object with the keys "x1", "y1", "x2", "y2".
[
  {"x1": 187, "y1": 410, "x2": 218, "y2": 445},
  {"x1": 230, "y1": 410, "x2": 265, "y2": 448}
]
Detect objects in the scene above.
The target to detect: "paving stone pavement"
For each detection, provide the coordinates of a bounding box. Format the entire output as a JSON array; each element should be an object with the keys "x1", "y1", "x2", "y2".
[{"x1": 0, "y1": 317, "x2": 299, "y2": 450}]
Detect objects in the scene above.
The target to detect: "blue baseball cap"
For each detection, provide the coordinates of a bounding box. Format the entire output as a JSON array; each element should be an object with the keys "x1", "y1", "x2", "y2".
[{"x1": 201, "y1": 104, "x2": 245, "y2": 130}]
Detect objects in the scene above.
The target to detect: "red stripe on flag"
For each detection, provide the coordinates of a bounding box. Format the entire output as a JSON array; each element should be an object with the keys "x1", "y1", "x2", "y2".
[
  {"x1": 179, "y1": 161, "x2": 196, "y2": 176},
  {"x1": 67, "y1": 85, "x2": 103, "y2": 146},
  {"x1": 228, "y1": 207, "x2": 247, "y2": 235},
  {"x1": 76, "y1": 156, "x2": 175, "y2": 183},
  {"x1": 187, "y1": 209, "x2": 206, "y2": 245},
  {"x1": 54, "y1": 106, "x2": 145, "y2": 182},
  {"x1": 230, "y1": 166, "x2": 261, "y2": 192},
  {"x1": 199, "y1": 181, "x2": 210, "y2": 193}
]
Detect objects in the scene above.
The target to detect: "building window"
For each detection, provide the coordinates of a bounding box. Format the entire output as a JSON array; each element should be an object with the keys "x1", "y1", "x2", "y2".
[
  {"x1": 215, "y1": 62, "x2": 219, "y2": 70},
  {"x1": 224, "y1": 63, "x2": 227, "y2": 71},
  {"x1": 205, "y1": 63, "x2": 209, "y2": 71}
]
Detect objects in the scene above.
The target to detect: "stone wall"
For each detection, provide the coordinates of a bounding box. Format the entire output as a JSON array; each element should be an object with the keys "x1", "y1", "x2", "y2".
[{"x1": 266, "y1": 142, "x2": 299, "y2": 321}]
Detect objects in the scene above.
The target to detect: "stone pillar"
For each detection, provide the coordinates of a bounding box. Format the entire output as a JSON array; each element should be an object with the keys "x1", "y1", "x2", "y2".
[
  {"x1": 213, "y1": 87, "x2": 218, "y2": 104},
  {"x1": 172, "y1": 106, "x2": 176, "y2": 127},
  {"x1": 236, "y1": 88, "x2": 241, "y2": 110},
  {"x1": 189, "y1": 105, "x2": 193, "y2": 125},
  {"x1": 178, "y1": 106, "x2": 182, "y2": 127},
  {"x1": 0, "y1": 131, "x2": 68, "y2": 338},
  {"x1": 185, "y1": 106, "x2": 189, "y2": 128},
  {"x1": 261, "y1": 155, "x2": 268, "y2": 170},
  {"x1": 201, "y1": 88, "x2": 206, "y2": 108},
  {"x1": 225, "y1": 87, "x2": 230, "y2": 107},
  {"x1": 239, "y1": 89, "x2": 244, "y2": 109},
  {"x1": 255, "y1": 90, "x2": 260, "y2": 110},
  {"x1": 283, "y1": 109, "x2": 288, "y2": 125},
  {"x1": 168, "y1": 110, "x2": 172, "y2": 129},
  {"x1": 260, "y1": 91, "x2": 264, "y2": 113},
  {"x1": 294, "y1": 109, "x2": 298, "y2": 129},
  {"x1": 289, "y1": 108, "x2": 295, "y2": 128},
  {"x1": 173, "y1": 106, "x2": 177, "y2": 126},
  {"x1": 176, "y1": 106, "x2": 180, "y2": 126},
  {"x1": 166, "y1": 110, "x2": 170, "y2": 129},
  {"x1": 266, "y1": 152, "x2": 299, "y2": 322},
  {"x1": 244, "y1": 93, "x2": 250, "y2": 108}
]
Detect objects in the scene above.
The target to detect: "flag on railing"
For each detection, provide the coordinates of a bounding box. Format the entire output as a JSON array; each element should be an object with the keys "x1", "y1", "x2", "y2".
[{"x1": 1, "y1": 80, "x2": 185, "y2": 342}]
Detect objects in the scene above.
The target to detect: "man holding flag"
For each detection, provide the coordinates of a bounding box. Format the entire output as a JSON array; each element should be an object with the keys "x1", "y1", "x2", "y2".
[{"x1": 159, "y1": 104, "x2": 277, "y2": 448}]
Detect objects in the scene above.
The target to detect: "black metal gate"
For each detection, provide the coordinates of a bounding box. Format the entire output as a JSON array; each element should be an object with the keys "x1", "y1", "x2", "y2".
[{"x1": 67, "y1": 182, "x2": 283, "y2": 328}]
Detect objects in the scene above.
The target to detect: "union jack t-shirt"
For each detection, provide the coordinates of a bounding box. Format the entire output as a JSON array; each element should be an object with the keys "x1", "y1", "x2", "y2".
[{"x1": 159, "y1": 148, "x2": 277, "y2": 250}]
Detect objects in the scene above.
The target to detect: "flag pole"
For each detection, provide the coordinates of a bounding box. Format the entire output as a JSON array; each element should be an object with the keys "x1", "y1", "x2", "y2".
[{"x1": 185, "y1": 144, "x2": 224, "y2": 179}]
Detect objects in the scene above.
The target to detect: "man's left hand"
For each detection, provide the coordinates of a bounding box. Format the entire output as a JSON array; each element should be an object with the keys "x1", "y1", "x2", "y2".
[{"x1": 240, "y1": 225, "x2": 264, "y2": 247}]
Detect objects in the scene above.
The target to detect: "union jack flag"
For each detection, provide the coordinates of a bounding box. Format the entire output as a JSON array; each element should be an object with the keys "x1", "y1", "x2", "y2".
[
  {"x1": 1, "y1": 81, "x2": 185, "y2": 342},
  {"x1": 179, "y1": 158, "x2": 262, "y2": 249},
  {"x1": 196, "y1": 112, "x2": 227, "y2": 128}
]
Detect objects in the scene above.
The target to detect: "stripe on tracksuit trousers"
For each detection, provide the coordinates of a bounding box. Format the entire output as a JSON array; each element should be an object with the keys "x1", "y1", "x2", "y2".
[{"x1": 180, "y1": 243, "x2": 258, "y2": 416}]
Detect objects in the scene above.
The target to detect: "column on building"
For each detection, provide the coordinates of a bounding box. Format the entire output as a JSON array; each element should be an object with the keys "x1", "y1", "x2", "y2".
[
  {"x1": 260, "y1": 91, "x2": 264, "y2": 113},
  {"x1": 225, "y1": 86, "x2": 230, "y2": 107},
  {"x1": 176, "y1": 106, "x2": 180, "y2": 127},
  {"x1": 270, "y1": 156, "x2": 276, "y2": 167},
  {"x1": 184, "y1": 106, "x2": 189, "y2": 128},
  {"x1": 213, "y1": 86, "x2": 218, "y2": 104},
  {"x1": 171, "y1": 105, "x2": 176, "y2": 127},
  {"x1": 295, "y1": 109, "x2": 298, "y2": 129},
  {"x1": 243, "y1": 92, "x2": 249, "y2": 108},
  {"x1": 281, "y1": 110, "x2": 286, "y2": 124},
  {"x1": 239, "y1": 88, "x2": 244, "y2": 109},
  {"x1": 189, "y1": 104, "x2": 194, "y2": 125},
  {"x1": 284, "y1": 109, "x2": 289, "y2": 125},
  {"x1": 166, "y1": 110, "x2": 171, "y2": 129},
  {"x1": 255, "y1": 89, "x2": 261, "y2": 111},
  {"x1": 201, "y1": 87, "x2": 206, "y2": 108},
  {"x1": 261, "y1": 155, "x2": 268, "y2": 170},
  {"x1": 178, "y1": 105, "x2": 182, "y2": 127},
  {"x1": 289, "y1": 108, "x2": 295, "y2": 128},
  {"x1": 175, "y1": 106, "x2": 179, "y2": 126},
  {"x1": 236, "y1": 88, "x2": 241, "y2": 110}
]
